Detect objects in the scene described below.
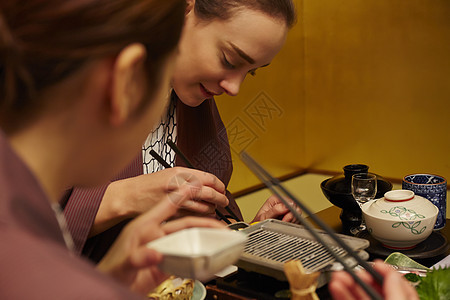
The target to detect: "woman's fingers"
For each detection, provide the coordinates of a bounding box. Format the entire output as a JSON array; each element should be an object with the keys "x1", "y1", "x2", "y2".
[
  {"x1": 161, "y1": 216, "x2": 226, "y2": 234},
  {"x1": 170, "y1": 167, "x2": 226, "y2": 194},
  {"x1": 253, "y1": 203, "x2": 290, "y2": 222},
  {"x1": 281, "y1": 212, "x2": 295, "y2": 222},
  {"x1": 128, "y1": 199, "x2": 181, "y2": 245},
  {"x1": 329, "y1": 260, "x2": 419, "y2": 300},
  {"x1": 180, "y1": 200, "x2": 217, "y2": 214},
  {"x1": 189, "y1": 168, "x2": 226, "y2": 194},
  {"x1": 138, "y1": 197, "x2": 180, "y2": 225},
  {"x1": 129, "y1": 247, "x2": 163, "y2": 269},
  {"x1": 329, "y1": 272, "x2": 358, "y2": 300},
  {"x1": 329, "y1": 271, "x2": 372, "y2": 300},
  {"x1": 195, "y1": 186, "x2": 229, "y2": 206},
  {"x1": 130, "y1": 266, "x2": 169, "y2": 294},
  {"x1": 253, "y1": 196, "x2": 302, "y2": 223},
  {"x1": 179, "y1": 186, "x2": 229, "y2": 213},
  {"x1": 166, "y1": 170, "x2": 228, "y2": 209},
  {"x1": 372, "y1": 260, "x2": 419, "y2": 300}
]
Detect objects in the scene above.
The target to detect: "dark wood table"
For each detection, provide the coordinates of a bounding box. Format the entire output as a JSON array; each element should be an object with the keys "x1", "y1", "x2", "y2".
[{"x1": 205, "y1": 206, "x2": 450, "y2": 299}]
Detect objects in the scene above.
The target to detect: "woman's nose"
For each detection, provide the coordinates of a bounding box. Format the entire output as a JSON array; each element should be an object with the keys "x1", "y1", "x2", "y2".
[{"x1": 219, "y1": 74, "x2": 245, "y2": 96}]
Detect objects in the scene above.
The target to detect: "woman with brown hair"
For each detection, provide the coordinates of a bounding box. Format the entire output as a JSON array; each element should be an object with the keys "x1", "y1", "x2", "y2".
[
  {"x1": 0, "y1": 0, "x2": 224, "y2": 298},
  {"x1": 64, "y1": 0, "x2": 302, "y2": 261}
]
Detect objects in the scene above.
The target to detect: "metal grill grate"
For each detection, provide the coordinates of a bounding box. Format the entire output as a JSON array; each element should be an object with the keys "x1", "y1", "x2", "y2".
[
  {"x1": 236, "y1": 220, "x2": 369, "y2": 284},
  {"x1": 244, "y1": 228, "x2": 346, "y2": 272}
]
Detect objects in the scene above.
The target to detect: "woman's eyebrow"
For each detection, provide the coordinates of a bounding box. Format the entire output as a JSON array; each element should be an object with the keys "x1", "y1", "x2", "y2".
[{"x1": 229, "y1": 42, "x2": 255, "y2": 64}]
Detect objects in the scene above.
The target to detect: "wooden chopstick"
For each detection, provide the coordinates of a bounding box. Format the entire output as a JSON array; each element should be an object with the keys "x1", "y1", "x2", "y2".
[
  {"x1": 149, "y1": 147, "x2": 232, "y2": 225},
  {"x1": 167, "y1": 139, "x2": 241, "y2": 222},
  {"x1": 240, "y1": 151, "x2": 383, "y2": 300}
]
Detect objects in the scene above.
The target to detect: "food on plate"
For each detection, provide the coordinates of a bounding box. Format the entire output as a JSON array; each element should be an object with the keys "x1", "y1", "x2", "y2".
[{"x1": 147, "y1": 276, "x2": 194, "y2": 300}]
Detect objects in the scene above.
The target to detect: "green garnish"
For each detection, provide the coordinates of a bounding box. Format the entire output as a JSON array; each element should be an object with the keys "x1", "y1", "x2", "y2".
[
  {"x1": 404, "y1": 272, "x2": 421, "y2": 283},
  {"x1": 410, "y1": 267, "x2": 450, "y2": 300}
]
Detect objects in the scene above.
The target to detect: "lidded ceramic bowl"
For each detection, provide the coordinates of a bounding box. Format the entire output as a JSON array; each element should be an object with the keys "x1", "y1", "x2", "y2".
[{"x1": 361, "y1": 190, "x2": 439, "y2": 249}]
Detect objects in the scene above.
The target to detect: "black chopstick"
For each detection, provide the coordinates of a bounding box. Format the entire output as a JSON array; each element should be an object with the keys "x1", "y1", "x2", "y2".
[
  {"x1": 215, "y1": 209, "x2": 232, "y2": 225},
  {"x1": 167, "y1": 140, "x2": 194, "y2": 168},
  {"x1": 149, "y1": 148, "x2": 232, "y2": 224},
  {"x1": 167, "y1": 139, "x2": 241, "y2": 222},
  {"x1": 240, "y1": 151, "x2": 383, "y2": 300},
  {"x1": 149, "y1": 150, "x2": 171, "y2": 169}
]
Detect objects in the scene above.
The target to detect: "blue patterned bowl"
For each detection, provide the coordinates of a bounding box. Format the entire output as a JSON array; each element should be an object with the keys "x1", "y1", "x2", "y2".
[
  {"x1": 402, "y1": 174, "x2": 447, "y2": 230},
  {"x1": 361, "y1": 190, "x2": 438, "y2": 249}
]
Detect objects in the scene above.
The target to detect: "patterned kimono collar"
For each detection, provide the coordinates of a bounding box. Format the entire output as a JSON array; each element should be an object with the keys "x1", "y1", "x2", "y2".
[{"x1": 142, "y1": 92, "x2": 178, "y2": 174}]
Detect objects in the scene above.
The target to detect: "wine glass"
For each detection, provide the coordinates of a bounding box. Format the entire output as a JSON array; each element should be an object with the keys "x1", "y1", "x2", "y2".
[{"x1": 351, "y1": 173, "x2": 377, "y2": 234}]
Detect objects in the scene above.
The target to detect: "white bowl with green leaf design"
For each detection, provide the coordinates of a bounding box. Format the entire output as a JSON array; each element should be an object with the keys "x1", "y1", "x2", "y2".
[{"x1": 361, "y1": 190, "x2": 438, "y2": 249}]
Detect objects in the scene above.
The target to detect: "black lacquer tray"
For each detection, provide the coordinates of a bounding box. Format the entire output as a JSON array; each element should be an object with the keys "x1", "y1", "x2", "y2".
[{"x1": 356, "y1": 230, "x2": 449, "y2": 260}]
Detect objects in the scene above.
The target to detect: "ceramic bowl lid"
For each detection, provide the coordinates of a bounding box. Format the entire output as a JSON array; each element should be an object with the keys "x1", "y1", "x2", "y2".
[{"x1": 361, "y1": 190, "x2": 439, "y2": 221}]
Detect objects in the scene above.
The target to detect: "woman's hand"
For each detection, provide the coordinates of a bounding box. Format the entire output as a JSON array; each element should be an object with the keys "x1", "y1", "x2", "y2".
[
  {"x1": 91, "y1": 167, "x2": 229, "y2": 236},
  {"x1": 328, "y1": 260, "x2": 419, "y2": 300},
  {"x1": 96, "y1": 192, "x2": 226, "y2": 295},
  {"x1": 251, "y1": 195, "x2": 302, "y2": 223}
]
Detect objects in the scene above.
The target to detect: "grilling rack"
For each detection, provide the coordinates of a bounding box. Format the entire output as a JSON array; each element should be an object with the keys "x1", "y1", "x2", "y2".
[{"x1": 235, "y1": 219, "x2": 370, "y2": 287}]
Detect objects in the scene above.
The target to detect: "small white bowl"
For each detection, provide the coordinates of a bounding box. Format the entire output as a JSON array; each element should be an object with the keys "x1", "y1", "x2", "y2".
[
  {"x1": 361, "y1": 190, "x2": 438, "y2": 249},
  {"x1": 146, "y1": 228, "x2": 247, "y2": 281}
]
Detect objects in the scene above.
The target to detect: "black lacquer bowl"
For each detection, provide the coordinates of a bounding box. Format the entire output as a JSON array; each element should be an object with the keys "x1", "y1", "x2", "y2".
[{"x1": 320, "y1": 164, "x2": 393, "y2": 234}]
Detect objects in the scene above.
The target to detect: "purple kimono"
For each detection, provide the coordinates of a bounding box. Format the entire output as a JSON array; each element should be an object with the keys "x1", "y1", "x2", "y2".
[
  {"x1": 62, "y1": 94, "x2": 243, "y2": 261},
  {"x1": 0, "y1": 131, "x2": 144, "y2": 299}
]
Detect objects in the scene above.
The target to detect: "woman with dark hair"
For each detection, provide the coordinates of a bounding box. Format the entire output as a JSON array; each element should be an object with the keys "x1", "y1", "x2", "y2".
[
  {"x1": 0, "y1": 0, "x2": 224, "y2": 298},
  {"x1": 63, "y1": 0, "x2": 301, "y2": 261}
]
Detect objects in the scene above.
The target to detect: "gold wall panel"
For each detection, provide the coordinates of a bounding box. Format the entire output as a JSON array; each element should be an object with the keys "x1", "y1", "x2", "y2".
[
  {"x1": 216, "y1": 0, "x2": 450, "y2": 195},
  {"x1": 216, "y1": 0, "x2": 305, "y2": 193},
  {"x1": 303, "y1": 0, "x2": 450, "y2": 180}
]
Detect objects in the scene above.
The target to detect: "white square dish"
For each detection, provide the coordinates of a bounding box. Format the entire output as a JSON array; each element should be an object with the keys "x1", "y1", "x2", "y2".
[{"x1": 147, "y1": 228, "x2": 247, "y2": 281}]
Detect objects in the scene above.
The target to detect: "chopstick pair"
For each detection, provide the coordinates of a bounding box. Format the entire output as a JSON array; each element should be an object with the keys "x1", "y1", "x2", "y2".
[
  {"x1": 240, "y1": 151, "x2": 384, "y2": 300},
  {"x1": 149, "y1": 140, "x2": 240, "y2": 225}
]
